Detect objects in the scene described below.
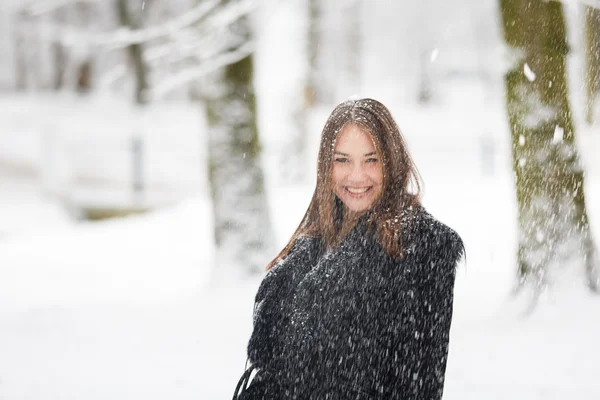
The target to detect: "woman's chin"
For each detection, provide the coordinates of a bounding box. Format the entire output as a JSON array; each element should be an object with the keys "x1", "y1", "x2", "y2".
[{"x1": 341, "y1": 198, "x2": 374, "y2": 213}]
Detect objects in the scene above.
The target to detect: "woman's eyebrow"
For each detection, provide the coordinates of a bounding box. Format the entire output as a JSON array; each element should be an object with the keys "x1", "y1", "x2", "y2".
[{"x1": 334, "y1": 151, "x2": 376, "y2": 156}]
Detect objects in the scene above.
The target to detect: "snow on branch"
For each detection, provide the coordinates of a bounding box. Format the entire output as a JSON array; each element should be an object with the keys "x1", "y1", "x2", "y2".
[
  {"x1": 87, "y1": 0, "x2": 254, "y2": 49},
  {"x1": 150, "y1": 40, "x2": 255, "y2": 99},
  {"x1": 199, "y1": 0, "x2": 256, "y2": 34},
  {"x1": 145, "y1": 28, "x2": 229, "y2": 65},
  {"x1": 33, "y1": 0, "x2": 257, "y2": 49},
  {"x1": 86, "y1": 0, "x2": 222, "y2": 48},
  {"x1": 549, "y1": 0, "x2": 600, "y2": 9},
  {"x1": 98, "y1": 26, "x2": 231, "y2": 89},
  {"x1": 23, "y1": 0, "x2": 102, "y2": 17}
]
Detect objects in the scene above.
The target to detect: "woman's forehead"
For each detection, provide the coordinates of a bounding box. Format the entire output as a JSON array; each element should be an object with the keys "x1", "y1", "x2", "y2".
[{"x1": 335, "y1": 124, "x2": 376, "y2": 151}]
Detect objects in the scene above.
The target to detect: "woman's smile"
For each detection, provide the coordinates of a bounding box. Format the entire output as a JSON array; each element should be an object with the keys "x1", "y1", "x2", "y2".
[{"x1": 345, "y1": 186, "x2": 372, "y2": 196}]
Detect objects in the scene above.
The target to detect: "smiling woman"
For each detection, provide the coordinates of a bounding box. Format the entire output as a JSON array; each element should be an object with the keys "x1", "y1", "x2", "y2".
[{"x1": 233, "y1": 98, "x2": 465, "y2": 400}]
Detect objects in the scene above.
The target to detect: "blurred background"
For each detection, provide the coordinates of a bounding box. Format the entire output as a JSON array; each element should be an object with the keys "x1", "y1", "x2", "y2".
[{"x1": 0, "y1": 0, "x2": 599, "y2": 398}]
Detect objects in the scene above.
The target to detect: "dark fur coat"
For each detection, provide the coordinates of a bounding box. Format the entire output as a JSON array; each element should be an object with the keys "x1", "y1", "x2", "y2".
[{"x1": 238, "y1": 205, "x2": 464, "y2": 400}]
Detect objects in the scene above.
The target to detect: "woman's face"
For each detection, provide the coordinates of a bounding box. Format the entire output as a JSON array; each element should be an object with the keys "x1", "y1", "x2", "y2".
[{"x1": 332, "y1": 123, "x2": 383, "y2": 212}]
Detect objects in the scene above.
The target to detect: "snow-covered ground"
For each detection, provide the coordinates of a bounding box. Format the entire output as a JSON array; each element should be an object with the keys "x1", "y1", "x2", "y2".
[{"x1": 1, "y1": 106, "x2": 600, "y2": 399}]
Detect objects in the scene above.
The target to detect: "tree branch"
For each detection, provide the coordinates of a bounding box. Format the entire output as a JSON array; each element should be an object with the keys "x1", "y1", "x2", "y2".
[
  {"x1": 49, "y1": 0, "x2": 257, "y2": 49},
  {"x1": 30, "y1": 0, "x2": 219, "y2": 48},
  {"x1": 23, "y1": 0, "x2": 102, "y2": 17},
  {"x1": 150, "y1": 40, "x2": 255, "y2": 100}
]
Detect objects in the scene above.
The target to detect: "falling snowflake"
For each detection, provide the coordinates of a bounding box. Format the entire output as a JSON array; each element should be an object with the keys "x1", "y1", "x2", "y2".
[{"x1": 524, "y1": 63, "x2": 536, "y2": 82}]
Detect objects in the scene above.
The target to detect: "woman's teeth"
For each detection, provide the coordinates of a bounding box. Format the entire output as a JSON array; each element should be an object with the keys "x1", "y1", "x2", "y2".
[{"x1": 346, "y1": 187, "x2": 369, "y2": 194}]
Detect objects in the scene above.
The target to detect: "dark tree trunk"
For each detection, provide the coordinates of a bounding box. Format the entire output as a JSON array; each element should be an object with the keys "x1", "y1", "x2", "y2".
[
  {"x1": 76, "y1": 60, "x2": 93, "y2": 93},
  {"x1": 499, "y1": 0, "x2": 599, "y2": 299},
  {"x1": 205, "y1": 0, "x2": 274, "y2": 281},
  {"x1": 117, "y1": 0, "x2": 149, "y2": 104},
  {"x1": 51, "y1": 8, "x2": 68, "y2": 91},
  {"x1": 52, "y1": 41, "x2": 68, "y2": 90}
]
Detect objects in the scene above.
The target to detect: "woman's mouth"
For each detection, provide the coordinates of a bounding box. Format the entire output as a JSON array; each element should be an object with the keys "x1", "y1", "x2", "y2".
[{"x1": 345, "y1": 186, "x2": 372, "y2": 197}]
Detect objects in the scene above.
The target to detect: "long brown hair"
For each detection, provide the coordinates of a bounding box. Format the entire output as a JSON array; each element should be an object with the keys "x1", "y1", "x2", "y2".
[{"x1": 266, "y1": 98, "x2": 422, "y2": 271}]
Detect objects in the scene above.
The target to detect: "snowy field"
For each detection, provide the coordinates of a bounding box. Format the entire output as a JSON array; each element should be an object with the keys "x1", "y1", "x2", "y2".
[{"x1": 1, "y1": 97, "x2": 600, "y2": 399}]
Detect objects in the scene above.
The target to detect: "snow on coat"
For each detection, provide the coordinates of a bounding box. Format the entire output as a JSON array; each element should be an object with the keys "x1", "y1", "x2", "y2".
[{"x1": 239, "y1": 205, "x2": 464, "y2": 400}]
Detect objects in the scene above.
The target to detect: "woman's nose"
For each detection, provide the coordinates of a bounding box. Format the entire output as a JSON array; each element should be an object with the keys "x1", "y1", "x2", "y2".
[{"x1": 348, "y1": 163, "x2": 367, "y2": 181}]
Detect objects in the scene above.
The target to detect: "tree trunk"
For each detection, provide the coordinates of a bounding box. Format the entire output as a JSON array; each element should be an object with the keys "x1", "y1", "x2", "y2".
[
  {"x1": 336, "y1": 0, "x2": 362, "y2": 100},
  {"x1": 499, "y1": 0, "x2": 599, "y2": 299},
  {"x1": 306, "y1": 0, "x2": 320, "y2": 106},
  {"x1": 13, "y1": 11, "x2": 28, "y2": 91},
  {"x1": 52, "y1": 41, "x2": 68, "y2": 90},
  {"x1": 584, "y1": 5, "x2": 600, "y2": 125},
  {"x1": 416, "y1": 0, "x2": 434, "y2": 104},
  {"x1": 75, "y1": 59, "x2": 93, "y2": 93},
  {"x1": 308, "y1": 0, "x2": 330, "y2": 104},
  {"x1": 117, "y1": 0, "x2": 149, "y2": 104},
  {"x1": 275, "y1": 0, "x2": 308, "y2": 184},
  {"x1": 51, "y1": 8, "x2": 68, "y2": 91},
  {"x1": 307, "y1": 0, "x2": 336, "y2": 105},
  {"x1": 205, "y1": 1, "x2": 274, "y2": 281}
]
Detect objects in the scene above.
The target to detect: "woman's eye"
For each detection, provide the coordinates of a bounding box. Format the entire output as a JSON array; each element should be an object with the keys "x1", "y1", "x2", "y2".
[
  {"x1": 366, "y1": 158, "x2": 378, "y2": 163},
  {"x1": 334, "y1": 158, "x2": 348, "y2": 163}
]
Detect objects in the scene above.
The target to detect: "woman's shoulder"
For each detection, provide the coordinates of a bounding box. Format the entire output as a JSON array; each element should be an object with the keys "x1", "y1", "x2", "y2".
[
  {"x1": 402, "y1": 205, "x2": 464, "y2": 266},
  {"x1": 255, "y1": 235, "x2": 323, "y2": 302},
  {"x1": 269, "y1": 235, "x2": 322, "y2": 270},
  {"x1": 279, "y1": 235, "x2": 323, "y2": 268}
]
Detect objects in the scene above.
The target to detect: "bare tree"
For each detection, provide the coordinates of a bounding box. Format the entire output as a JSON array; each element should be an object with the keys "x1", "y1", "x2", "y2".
[
  {"x1": 337, "y1": 0, "x2": 362, "y2": 99},
  {"x1": 266, "y1": 0, "x2": 310, "y2": 184},
  {"x1": 204, "y1": 0, "x2": 274, "y2": 281},
  {"x1": 306, "y1": 0, "x2": 322, "y2": 106},
  {"x1": 416, "y1": 0, "x2": 434, "y2": 104},
  {"x1": 13, "y1": 9, "x2": 29, "y2": 90},
  {"x1": 51, "y1": 21, "x2": 69, "y2": 90},
  {"x1": 116, "y1": 0, "x2": 149, "y2": 104},
  {"x1": 499, "y1": 0, "x2": 599, "y2": 305},
  {"x1": 8, "y1": 0, "x2": 275, "y2": 280}
]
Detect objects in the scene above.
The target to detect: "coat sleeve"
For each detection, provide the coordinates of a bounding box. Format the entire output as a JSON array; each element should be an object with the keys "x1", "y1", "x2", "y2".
[
  {"x1": 246, "y1": 237, "x2": 320, "y2": 371},
  {"x1": 415, "y1": 224, "x2": 463, "y2": 400}
]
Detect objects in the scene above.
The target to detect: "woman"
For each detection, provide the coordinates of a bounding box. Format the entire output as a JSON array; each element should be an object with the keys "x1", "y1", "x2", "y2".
[{"x1": 233, "y1": 98, "x2": 464, "y2": 400}]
